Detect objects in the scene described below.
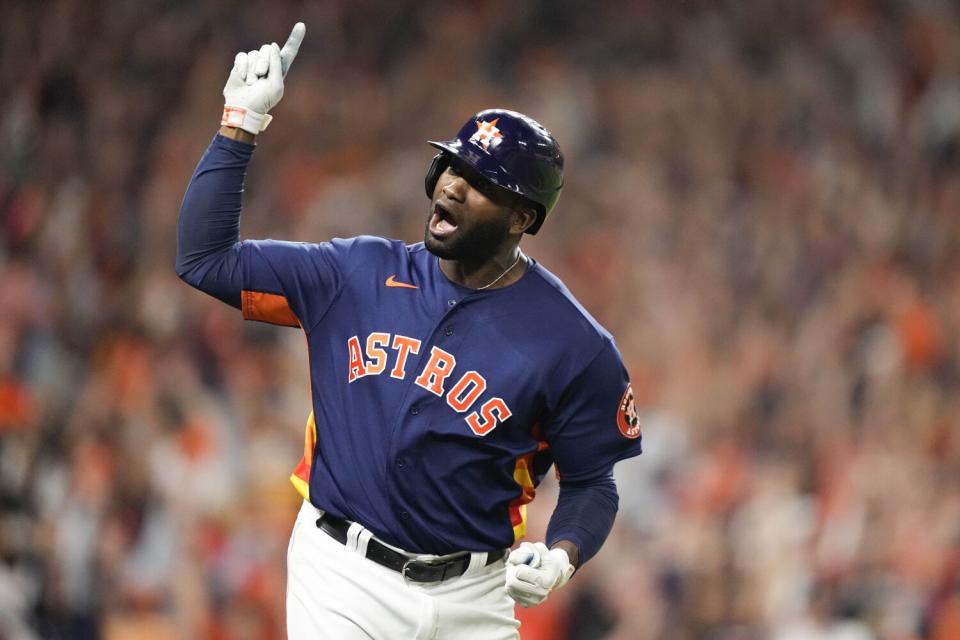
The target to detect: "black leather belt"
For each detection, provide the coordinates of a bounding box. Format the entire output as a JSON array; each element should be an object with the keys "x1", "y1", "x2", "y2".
[{"x1": 315, "y1": 513, "x2": 506, "y2": 583}]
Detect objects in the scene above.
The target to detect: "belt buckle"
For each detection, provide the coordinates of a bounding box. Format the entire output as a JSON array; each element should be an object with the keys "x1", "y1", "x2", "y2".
[
  {"x1": 401, "y1": 558, "x2": 417, "y2": 583},
  {"x1": 401, "y1": 557, "x2": 450, "y2": 583}
]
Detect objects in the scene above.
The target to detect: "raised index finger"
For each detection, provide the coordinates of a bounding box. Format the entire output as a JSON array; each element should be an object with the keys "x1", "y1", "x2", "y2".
[{"x1": 280, "y1": 22, "x2": 306, "y2": 77}]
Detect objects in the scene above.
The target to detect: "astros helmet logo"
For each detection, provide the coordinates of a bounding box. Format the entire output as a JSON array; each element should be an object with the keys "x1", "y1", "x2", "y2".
[
  {"x1": 617, "y1": 384, "x2": 641, "y2": 439},
  {"x1": 468, "y1": 118, "x2": 503, "y2": 152}
]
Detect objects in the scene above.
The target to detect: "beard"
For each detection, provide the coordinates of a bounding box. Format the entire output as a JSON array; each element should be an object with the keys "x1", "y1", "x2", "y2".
[{"x1": 423, "y1": 212, "x2": 513, "y2": 264}]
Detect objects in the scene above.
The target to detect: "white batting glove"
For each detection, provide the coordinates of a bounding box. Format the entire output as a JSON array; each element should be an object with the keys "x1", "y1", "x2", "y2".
[
  {"x1": 504, "y1": 542, "x2": 575, "y2": 607},
  {"x1": 221, "y1": 22, "x2": 305, "y2": 135}
]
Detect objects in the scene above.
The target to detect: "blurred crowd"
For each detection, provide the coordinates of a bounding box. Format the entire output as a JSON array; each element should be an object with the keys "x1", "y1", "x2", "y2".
[{"x1": 2, "y1": 0, "x2": 959, "y2": 638}]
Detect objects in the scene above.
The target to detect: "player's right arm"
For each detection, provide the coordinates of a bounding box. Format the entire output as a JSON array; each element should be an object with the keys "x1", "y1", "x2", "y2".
[
  {"x1": 177, "y1": 24, "x2": 348, "y2": 330},
  {"x1": 175, "y1": 130, "x2": 253, "y2": 310}
]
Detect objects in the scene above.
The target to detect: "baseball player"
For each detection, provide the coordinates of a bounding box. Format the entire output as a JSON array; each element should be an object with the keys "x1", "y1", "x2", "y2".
[{"x1": 176, "y1": 23, "x2": 643, "y2": 639}]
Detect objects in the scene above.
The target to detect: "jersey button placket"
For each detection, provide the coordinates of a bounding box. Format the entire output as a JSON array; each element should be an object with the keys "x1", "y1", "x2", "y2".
[{"x1": 444, "y1": 326, "x2": 454, "y2": 336}]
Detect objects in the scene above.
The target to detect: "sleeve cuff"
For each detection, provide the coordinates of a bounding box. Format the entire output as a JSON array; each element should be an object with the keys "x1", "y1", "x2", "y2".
[{"x1": 214, "y1": 131, "x2": 257, "y2": 152}]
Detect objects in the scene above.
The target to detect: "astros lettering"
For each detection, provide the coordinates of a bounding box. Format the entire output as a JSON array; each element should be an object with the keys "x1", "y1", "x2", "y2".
[{"x1": 346, "y1": 332, "x2": 512, "y2": 436}]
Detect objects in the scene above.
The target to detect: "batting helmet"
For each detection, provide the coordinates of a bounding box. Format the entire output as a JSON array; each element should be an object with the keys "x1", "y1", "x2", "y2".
[{"x1": 424, "y1": 109, "x2": 564, "y2": 235}]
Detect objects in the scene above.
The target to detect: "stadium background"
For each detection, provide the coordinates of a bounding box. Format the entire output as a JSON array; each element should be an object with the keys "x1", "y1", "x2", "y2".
[{"x1": 1, "y1": 0, "x2": 959, "y2": 638}]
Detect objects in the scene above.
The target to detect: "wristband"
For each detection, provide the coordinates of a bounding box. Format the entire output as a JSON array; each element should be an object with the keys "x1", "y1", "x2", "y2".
[{"x1": 221, "y1": 105, "x2": 274, "y2": 135}]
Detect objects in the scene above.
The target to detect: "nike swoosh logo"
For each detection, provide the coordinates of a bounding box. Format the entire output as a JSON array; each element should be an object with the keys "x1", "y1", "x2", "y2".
[{"x1": 385, "y1": 275, "x2": 418, "y2": 289}]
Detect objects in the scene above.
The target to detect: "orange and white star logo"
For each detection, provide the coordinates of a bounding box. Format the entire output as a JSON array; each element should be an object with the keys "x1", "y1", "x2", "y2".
[{"x1": 468, "y1": 118, "x2": 503, "y2": 152}]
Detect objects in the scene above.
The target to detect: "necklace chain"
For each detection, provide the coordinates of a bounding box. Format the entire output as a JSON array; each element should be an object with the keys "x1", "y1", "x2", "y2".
[
  {"x1": 440, "y1": 251, "x2": 526, "y2": 291},
  {"x1": 476, "y1": 251, "x2": 525, "y2": 290}
]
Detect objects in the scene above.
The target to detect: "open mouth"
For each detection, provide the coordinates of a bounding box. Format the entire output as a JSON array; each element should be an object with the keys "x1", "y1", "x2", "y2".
[{"x1": 429, "y1": 203, "x2": 459, "y2": 238}]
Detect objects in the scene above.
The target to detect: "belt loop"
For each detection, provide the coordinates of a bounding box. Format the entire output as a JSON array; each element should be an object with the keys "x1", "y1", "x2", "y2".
[
  {"x1": 346, "y1": 522, "x2": 364, "y2": 553},
  {"x1": 355, "y1": 528, "x2": 374, "y2": 557},
  {"x1": 464, "y1": 551, "x2": 487, "y2": 577}
]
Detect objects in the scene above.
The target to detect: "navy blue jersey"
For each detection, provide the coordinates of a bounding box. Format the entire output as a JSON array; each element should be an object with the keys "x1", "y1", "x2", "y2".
[
  {"x1": 177, "y1": 134, "x2": 642, "y2": 559},
  {"x1": 240, "y1": 236, "x2": 641, "y2": 553}
]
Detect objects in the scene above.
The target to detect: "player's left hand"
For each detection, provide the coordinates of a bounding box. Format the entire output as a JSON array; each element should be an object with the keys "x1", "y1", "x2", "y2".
[{"x1": 504, "y1": 541, "x2": 574, "y2": 607}]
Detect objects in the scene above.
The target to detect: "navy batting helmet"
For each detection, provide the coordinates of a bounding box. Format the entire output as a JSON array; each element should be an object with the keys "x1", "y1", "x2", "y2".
[{"x1": 424, "y1": 109, "x2": 564, "y2": 235}]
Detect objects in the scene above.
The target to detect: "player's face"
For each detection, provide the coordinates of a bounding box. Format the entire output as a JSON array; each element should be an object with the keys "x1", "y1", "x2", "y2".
[{"x1": 425, "y1": 160, "x2": 517, "y2": 263}]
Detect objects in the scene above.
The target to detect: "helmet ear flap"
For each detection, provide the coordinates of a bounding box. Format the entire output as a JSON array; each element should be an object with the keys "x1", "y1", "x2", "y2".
[{"x1": 424, "y1": 153, "x2": 450, "y2": 199}]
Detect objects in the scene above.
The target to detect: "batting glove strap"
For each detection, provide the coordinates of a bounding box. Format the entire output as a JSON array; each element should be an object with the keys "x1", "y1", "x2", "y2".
[
  {"x1": 221, "y1": 105, "x2": 273, "y2": 135},
  {"x1": 550, "y1": 548, "x2": 576, "y2": 589}
]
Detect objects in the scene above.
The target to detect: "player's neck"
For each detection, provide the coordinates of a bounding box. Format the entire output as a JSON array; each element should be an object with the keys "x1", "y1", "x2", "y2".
[{"x1": 440, "y1": 245, "x2": 528, "y2": 291}]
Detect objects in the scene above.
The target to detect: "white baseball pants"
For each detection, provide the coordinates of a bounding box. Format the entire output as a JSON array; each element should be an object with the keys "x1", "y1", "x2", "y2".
[{"x1": 286, "y1": 500, "x2": 520, "y2": 639}]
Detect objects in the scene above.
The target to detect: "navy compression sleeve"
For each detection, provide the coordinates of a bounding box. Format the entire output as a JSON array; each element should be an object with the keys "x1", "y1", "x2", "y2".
[
  {"x1": 545, "y1": 474, "x2": 619, "y2": 567},
  {"x1": 176, "y1": 134, "x2": 256, "y2": 308}
]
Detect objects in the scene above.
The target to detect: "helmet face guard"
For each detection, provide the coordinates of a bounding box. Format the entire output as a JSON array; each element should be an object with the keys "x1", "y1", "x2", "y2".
[{"x1": 424, "y1": 109, "x2": 564, "y2": 235}]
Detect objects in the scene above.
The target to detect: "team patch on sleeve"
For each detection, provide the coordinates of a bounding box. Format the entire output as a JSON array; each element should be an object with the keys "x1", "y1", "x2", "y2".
[{"x1": 616, "y1": 384, "x2": 641, "y2": 439}]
